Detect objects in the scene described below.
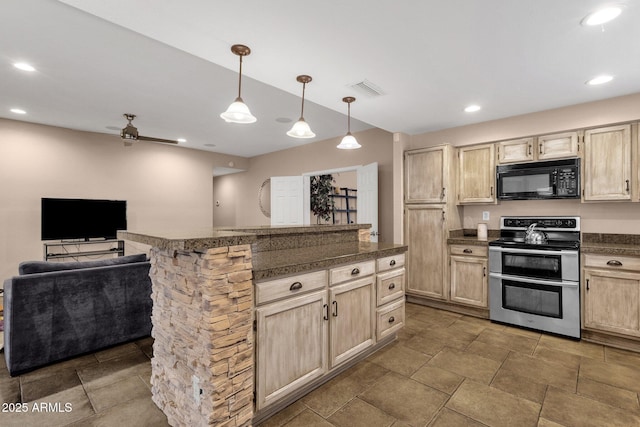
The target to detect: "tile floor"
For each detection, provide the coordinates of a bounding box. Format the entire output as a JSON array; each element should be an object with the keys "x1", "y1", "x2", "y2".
[{"x1": 1, "y1": 303, "x2": 640, "y2": 426}]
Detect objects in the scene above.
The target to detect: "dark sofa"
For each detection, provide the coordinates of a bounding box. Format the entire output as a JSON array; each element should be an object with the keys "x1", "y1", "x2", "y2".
[{"x1": 3, "y1": 254, "x2": 152, "y2": 376}]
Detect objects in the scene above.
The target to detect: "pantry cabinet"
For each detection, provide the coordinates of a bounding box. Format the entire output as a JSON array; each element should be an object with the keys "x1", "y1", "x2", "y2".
[
  {"x1": 405, "y1": 145, "x2": 453, "y2": 204},
  {"x1": 583, "y1": 124, "x2": 632, "y2": 201},
  {"x1": 582, "y1": 254, "x2": 640, "y2": 339},
  {"x1": 405, "y1": 205, "x2": 447, "y2": 299},
  {"x1": 449, "y1": 244, "x2": 488, "y2": 308},
  {"x1": 457, "y1": 143, "x2": 495, "y2": 204}
]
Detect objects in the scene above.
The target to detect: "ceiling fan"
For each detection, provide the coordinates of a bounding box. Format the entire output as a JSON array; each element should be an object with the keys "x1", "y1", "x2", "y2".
[{"x1": 120, "y1": 113, "x2": 180, "y2": 146}]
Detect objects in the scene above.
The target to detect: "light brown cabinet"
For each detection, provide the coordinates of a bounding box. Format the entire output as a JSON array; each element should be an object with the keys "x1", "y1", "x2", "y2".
[
  {"x1": 329, "y1": 273, "x2": 375, "y2": 368},
  {"x1": 497, "y1": 132, "x2": 579, "y2": 164},
  {"x1": 449, "y1": 245, "x2": 488, "y2": 308},
  {"x1": 583, "y1": 124, "x2": 632, "y2": 201},
  {"x1": 457, "y1": 143, "x2": 495, "y2": 204},
  {"x1": 405, "y1": 204, "x2": 447, "y2": 299},
  {"x1": 405, "y1": 145, "x2": 453, "y2": 203},
  {"x1": 256, "y1": 289, "x2": 328, "y2": 410},
  {"x1": 583, "y1": 255, "x2": 640, "y2": 340},
  {"x1": 255, "y1": 254, "x2": 405, "y2": 412}
]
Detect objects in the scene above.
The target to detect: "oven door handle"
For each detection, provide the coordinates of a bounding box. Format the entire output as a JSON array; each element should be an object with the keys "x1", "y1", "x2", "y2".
[
  {"x1": 488, "y1": 246, "x2": 577, "y2": 256},
  {"x1": 489, "y1": 272, "x2": 579, "y2": 288}
]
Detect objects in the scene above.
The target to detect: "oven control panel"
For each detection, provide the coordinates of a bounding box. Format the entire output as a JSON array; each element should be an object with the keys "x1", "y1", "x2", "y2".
[{"x1": 502, "y1": 217, "x2": 579, "y2": 230}]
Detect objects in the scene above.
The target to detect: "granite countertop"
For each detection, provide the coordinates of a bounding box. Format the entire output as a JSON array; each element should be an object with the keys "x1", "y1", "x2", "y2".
[
  {"x1": 252, "y1": 241, "x2": 408, "y2": 281},
  {"x1": 216, "y1": 223, "x2": 369, "y2": 235},
  {"x1": 581, "y1": 233, "x2": 640, "y2": 257},
  {"x1": 447, "y1": 229, "x2": 499, "y2": 247},
  {"x1": 117, "y1": 229, "x2": 258, "y2": 251}
]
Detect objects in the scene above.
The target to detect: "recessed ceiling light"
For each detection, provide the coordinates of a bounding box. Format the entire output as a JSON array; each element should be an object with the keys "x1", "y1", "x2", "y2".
[
  {"x1": 204, "y1": 143, "x2": 216, "y2": 147},
  {"x1": 13, "y1": 62, "x2": 36, "y2": 72},
  {"x1": 582, "y1": 6, "x2": 622, "y2": 26},
  {"x1": 10, "y1": 108, "x2": 26, "y2": 114},
  {"x1": 177, "y1": 138, "x2": 187, "y2": 143},
  {"x1": 586, "y1": 75, "x2": 614, "y2": 85},
  {"x1": 464, "y1": 105, "x2": 481, "y2": 113}
]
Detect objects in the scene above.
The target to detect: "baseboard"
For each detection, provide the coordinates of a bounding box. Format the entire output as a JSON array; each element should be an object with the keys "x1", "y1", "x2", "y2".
[
  {"x1": 406, "y1": 294, "x2": 489, "y2": 319},
  {"x1": 581, "y1": 329, "x2": 640, "y2": 353}
]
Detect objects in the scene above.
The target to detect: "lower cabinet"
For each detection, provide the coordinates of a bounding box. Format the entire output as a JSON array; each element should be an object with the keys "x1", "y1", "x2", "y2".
[
  {"x1": 449, "y1": 244, "x2": 488, "y2": 308},
  {"x1": 583, "y1": 254, "x2": 640, "y2": 339},
  {"x1": 255, "y1": 290, "x2": 328, "y2": 410},
  {"x1": 255, "y1": 256, "x2": 405, "y2": 412}
]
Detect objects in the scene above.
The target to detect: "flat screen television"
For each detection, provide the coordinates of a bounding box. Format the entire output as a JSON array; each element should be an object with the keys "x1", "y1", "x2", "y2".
[{"x1": 41, "y1": 198, "x2": 127, "y2": 241}]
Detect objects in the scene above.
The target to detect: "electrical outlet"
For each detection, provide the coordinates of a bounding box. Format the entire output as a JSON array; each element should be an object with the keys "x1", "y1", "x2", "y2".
[
  {"x1": 482, "y1": 211, "x2": 490, "y2": 221},
  {"x1": 192, "y1": 375, "x2": 201, "y2": 404}
]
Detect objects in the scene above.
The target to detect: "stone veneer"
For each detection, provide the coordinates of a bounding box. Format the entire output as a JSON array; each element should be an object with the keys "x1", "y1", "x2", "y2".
[{"x1": 149, "y1": 245, "x2": 254, "y2": 427}]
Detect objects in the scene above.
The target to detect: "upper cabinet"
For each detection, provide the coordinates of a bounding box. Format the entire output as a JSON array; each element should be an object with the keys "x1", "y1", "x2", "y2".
[
  {"x1": 497, "y1": 132, "x2": 579, "y2": 164},
  {"x1": 537, "y1": 131, "x2": 580, "y2": 160},
  {"x1": 405, "y1": 145, "x2": 453, "y2": 204},
  {"x1": 457, "y1": 143, "x2": 495, "y2": 204},
  {"x1": 583, "y1": 124, "x2": 632, "y2": 202}
]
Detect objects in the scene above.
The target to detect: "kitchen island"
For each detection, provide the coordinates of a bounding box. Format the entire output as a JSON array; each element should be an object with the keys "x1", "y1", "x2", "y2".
[{"x1": 118, "y1": 224, "x2": 407, "y2": 427}]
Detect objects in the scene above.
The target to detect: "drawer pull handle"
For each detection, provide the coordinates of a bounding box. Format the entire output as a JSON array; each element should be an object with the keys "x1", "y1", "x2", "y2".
[
  {"x1": 390, "y1": 260, "x2": 396, "y2": 266},
  {"x1": 289, "y1": 281, "x2": 303, "y2": 291},
  {"x1": 332, "y1": 300, "x2": 338, "y2": 317},
  {"x1": 388, "y1": 283, "x2": 396, "y2": 290},
  {"x1": 388, "y1": 316, "x2": 395, "y2": 324},
  {"x1": 351, "y1": 267, "x2": 360, "y2": 275},
  {"x1": 323, "y1": 303, "x2": 329, "y2": 321},
  {"x1": 463, "y1": 248, "x2": 473, "y2": 254},
  {"x1": 607, "y1": 260, "x2": 623, "y2": 267}
]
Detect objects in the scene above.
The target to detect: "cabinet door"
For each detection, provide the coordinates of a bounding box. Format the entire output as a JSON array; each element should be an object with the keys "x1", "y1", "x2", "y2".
[
  {"x1": 329, "y1": 276, "x2": 374, "y2": 368},
  {"x1": 457, "y1": 143, "x2": 496, "y2": 204},
  {"x1": 256, "y1": 290, "x2": 328, "y2": 410},
  {"x1": 583, "y1": 269, "x2": 640, "y2": 338},
  {"x1": 497, "y1": 138, "x2": 534, "y2": 164},
  {"x1": 537, "y1": 131, "x2": 579, "y2": 160},
  {"x1": 450, "y1": 255, "x2": 487, "y2": 307},
  {"x1": 583, "y1": 124, "x2": 632, "y2": 201},
  {"x1": 405, "y1": 145, "x2": 450, "y2": 203},
  {"x1": 405, "y1": 205, "x2": 447, "y2": 299}
]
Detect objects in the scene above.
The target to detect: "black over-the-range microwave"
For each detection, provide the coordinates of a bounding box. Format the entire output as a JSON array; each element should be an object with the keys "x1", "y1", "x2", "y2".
[{"x1": 496, "y1": 158, "x2": 580, "y2": 200}]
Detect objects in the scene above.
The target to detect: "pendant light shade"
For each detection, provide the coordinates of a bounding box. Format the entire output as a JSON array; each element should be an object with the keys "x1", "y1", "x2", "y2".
[
  {"x1": 220, "y1": 44, "x2": 257, "y2": 124},
  {"x1": 337, "y1": 96, "x2": 361, "y2": 149},
  {"x1": 287, "y1": 75, "x2": 315, "y2": 138}
]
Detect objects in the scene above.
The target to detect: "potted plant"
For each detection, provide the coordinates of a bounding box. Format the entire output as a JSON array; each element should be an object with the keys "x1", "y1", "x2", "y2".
[{"x1": 310, "y1": 174, "x2": 335, "y2": 224}]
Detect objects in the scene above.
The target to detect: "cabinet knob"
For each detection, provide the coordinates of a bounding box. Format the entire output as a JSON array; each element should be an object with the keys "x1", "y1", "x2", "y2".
[
  {"x1": 606, "y1": 260, "x2": 623, "y2": 267},
  {"x1": 463, "y1": 248, "x2": 473, "y2": 254},
  {"x1": 390, "y1": 259, "x2": 396, "y2": 266},
  {"x1": 388, "y1": 283, "x2": 395, "y2": 290},
  {"x1": 289, "y1": 281, "x2": 303, "y2": 291},
  {"x1": 351, "y1": 267, "x2": 360, "y2": 275},
  {"x1": 388, "y1": 316, "x2": 395, "y2": 324}
]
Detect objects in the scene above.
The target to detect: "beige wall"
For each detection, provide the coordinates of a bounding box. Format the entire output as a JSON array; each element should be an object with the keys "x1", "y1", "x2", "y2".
[
  {"x1": 403, "y1": 93, "x2": 640, "y2": 235},
  {"x1": 0, "y1": 118, "x2": 245, "y2": 279},
  {"x1": 213, "y1": 128, "x2": 395, "y2": 242}
]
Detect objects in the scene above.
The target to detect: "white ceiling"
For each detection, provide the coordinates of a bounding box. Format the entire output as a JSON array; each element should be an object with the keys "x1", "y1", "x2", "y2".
[{"x1": 2, "y1": 0, "x2": 640, "y2": 158}]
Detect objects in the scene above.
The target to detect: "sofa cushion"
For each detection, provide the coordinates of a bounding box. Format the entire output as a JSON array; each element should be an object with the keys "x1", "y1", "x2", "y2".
[{"x1": 19, "y1": 253, "x2": 148, "y2": 275}]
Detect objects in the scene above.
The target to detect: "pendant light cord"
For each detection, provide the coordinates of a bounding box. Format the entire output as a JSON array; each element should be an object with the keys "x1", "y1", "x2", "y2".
[
  {"x1": 237, "y1": 55, "x2": 243, "y2": 100},
  {"x1": 347, "y1": 102, "x2": 351, "y2": 133},
  {"x1": 300, "y1": 82, "x2": 306, "y2": 118}
]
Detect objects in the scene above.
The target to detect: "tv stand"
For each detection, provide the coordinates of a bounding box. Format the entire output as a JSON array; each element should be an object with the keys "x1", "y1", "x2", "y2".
[{"x1": 43, "y1": 240, "x2": 125, "y2": 261}]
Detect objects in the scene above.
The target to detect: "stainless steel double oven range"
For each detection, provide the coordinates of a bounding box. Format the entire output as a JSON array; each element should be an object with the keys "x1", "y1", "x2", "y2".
[{"x1": 488, "y1": 216, "x2": 580, "y2": 339}]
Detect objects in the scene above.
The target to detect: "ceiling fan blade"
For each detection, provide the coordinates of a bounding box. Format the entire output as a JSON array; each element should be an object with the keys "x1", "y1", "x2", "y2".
[{"x1": 137, "y1": 135, "x2": 179, "y2": 144}]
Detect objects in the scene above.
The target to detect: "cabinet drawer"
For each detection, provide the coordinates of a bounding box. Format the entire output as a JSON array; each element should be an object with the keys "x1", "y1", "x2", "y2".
[
  {"x1": 377, "y1": 299, "x2": 405, "y2": 341},
  {"x1": 377, "y1": 268, "x2": 405, "y2": 306},
  {"x1": 330, "y1": 260, "x2": 375, "y2": 285},
  {"x1": 377, "y1": 253, "x2": 406, "y2": 272},
  {"x1": 583, "y1": 254, "x2": 640, "y2": 272},
  {"x1": 450, "y1": 244, "x2": 488, "y2": 257},
  {"x1": 255, "y1": 270, "x2": 327, "y2": 305}
]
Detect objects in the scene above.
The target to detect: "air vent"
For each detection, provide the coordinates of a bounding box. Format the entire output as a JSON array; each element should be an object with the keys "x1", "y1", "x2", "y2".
[{"x1": 349, "y1": 79, "x2": 385, "y2": 97}]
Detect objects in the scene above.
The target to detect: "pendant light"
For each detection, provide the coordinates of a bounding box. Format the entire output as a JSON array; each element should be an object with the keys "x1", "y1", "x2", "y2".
[
  {"x1": 336, "y1": 96, "x2": 361, "y2": 149},
  {"x1": 287, "y1": 75, "x2": 316, "y2": 138},
  {"x1": 220, "y1": 44, "x2": 257, "y2": 124}
]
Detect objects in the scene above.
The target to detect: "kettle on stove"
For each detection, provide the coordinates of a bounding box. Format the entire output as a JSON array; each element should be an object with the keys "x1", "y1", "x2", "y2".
[{"x1": 525, "y1": 223, "x2": 548, "y2": 244}]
